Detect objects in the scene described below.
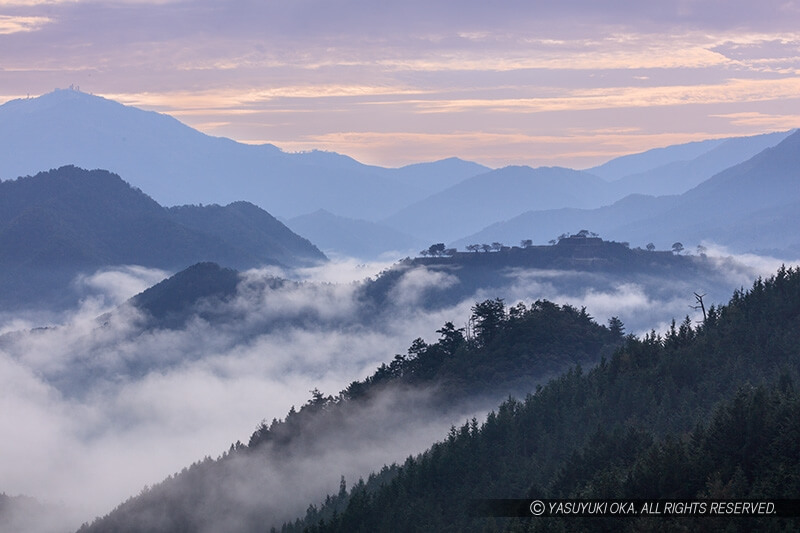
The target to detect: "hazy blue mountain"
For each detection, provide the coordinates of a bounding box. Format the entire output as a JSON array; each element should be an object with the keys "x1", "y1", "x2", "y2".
[
  {"x1": 382, "y1": 166, "x2": 616, "y2": 243},
  {"x1": 603, "y1": 130, "x2": 795, "y2": 196},
  {"x1": 624, "y1": 129, "x2": 800, "y2": 252},
  {"x1": 457, "y1": 130, "x2": 800, "y2": 255},
  {"x1": 0, "y1": 166, "x2": 324, "y2": 309},
  {"x1": 452, "y1": 195, "x2": 678, "y2": 250},
  {"x1": 586, "y1": 130, "x2": 792, "y2": 182},
  {"x1": 4, "y1": 89, "x2": 795, "y2": 261},
  {"x1": 129, "y1": 262, "x2": 242, "y2": 329},
  {"x1": 169, "y1": 202, "x2": 325, "y2": 267},
  {"x1": 286, "y1": 209, "x2": 423, "y2": 259},
  {"x1": 384, "y1": 133, "x2": 792, "y2": 248},
  {"x1": 384, "y1": 157, "x2": 491, "y2": 196},
  {"x1": 587, "y1": 138, "x2": 727, "y2": 180},
  {"x1": 0, "y1": 90, "x2": 479, "y2": 220}
]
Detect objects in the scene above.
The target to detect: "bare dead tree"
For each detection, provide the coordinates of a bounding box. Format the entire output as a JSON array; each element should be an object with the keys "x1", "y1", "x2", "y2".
[{"x1": 690, "y1": 292, "x2": 707, "y2": 322}]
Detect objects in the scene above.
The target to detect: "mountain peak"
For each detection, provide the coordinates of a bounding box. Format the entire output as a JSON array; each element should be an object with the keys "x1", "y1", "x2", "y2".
[
  {"x1": 41, "y1": 87, "x2": 96, "y2": 101},
  {"x1": 2, "y1": 88, "x2": 117, "y2": 114},
  {"x1": 0, "y1": 91, "x2": 427, "y2": 218},
  {"x1": 130, "y1": 262, "x2": 241, "y2": 326}
]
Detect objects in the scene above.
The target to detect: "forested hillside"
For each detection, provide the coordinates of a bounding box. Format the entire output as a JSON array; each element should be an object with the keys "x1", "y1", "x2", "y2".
[
  {"x1": 77, "y1": 266, "x2": 800, "y2": 532},
  {"x1": 0, "y1": 166, "x2": 324, "y2": 309},
  {"x1": 76, "y1": 298, "x2": 624, "y2": 532},
  {"x1": 282, "y1": 266, "x2": 800, "y2": 532}
]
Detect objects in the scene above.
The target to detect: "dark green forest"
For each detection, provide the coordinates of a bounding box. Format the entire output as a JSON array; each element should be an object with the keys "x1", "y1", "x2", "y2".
[
  {"x1": 283, "y1": 266, "x2": 800, "y2": 533},
  {"x1": 251, "y1": 295, "x2": 620, "y2": 453}
]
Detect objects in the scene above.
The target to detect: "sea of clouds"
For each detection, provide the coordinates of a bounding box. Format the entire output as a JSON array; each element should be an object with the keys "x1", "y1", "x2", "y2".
[{"x1": 0, "y1": 248, "x2": 795, "y2": 532}]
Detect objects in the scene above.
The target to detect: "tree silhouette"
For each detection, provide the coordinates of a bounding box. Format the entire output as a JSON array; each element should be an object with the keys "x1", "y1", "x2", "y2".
[
  {"x1": 428, "y1": 243, "x2": 446, "y2": 256},
  {"x1": 607, "y1": 316, "x2": 625, "y2": 337},
  {"x1": 470, "y1": 298, "x2": 506, "y2": 344}
]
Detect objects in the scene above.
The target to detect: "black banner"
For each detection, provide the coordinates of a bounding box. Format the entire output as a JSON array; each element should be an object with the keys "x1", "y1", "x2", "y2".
[{"x1": 470, "y1": 499, "x2": 800, "y2": 517}]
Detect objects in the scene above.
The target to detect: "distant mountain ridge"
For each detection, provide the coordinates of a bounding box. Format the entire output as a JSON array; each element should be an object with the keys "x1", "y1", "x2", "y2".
[
  {"x1": 382, "y1": 166, "x2": 616, "y2": 243},
  {"x1": 586, "y1": 137, "x2": 729, "y2": 180},
  {"x1": 382, "y1": 157, "x2": 491, "y2": 196},
  {"x1": 168, "y1": 201, "x2": 324, "y2": 267},
  {"x1": 1, "y1": 89, "x2": 794, "y2": 259},
  {"x1": 0, "y1": 89, "x2": 488, "y2": 220},
  {"x1": 0, "y1": 165, "x2": 325, "y2": 309},
  {"x1": 380, "y1": 130, "x2": 793, "y2": 245},
  {"x1": 456, "y1": 130, "x2": 800, "y2": 256},
  {"x1": 286, "y1": 209, "x2": 423, "y2": 259},
  {"x1": 596, "y1": 130, "x2": 795, "y2": 197}
]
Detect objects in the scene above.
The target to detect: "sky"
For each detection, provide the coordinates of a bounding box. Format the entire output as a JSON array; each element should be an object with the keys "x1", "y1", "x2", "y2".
[{"x1": 1, "y1": 1, "x2": 800, "y2": 168}]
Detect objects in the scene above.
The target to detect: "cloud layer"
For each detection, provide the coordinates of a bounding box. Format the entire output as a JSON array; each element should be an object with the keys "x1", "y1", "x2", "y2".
[
  {"x1": 0, "y1": 252, "x2": 795, "y2": 530},
  {"x1": 0, "y1": 261, "x2": 475, "y2": 530}
]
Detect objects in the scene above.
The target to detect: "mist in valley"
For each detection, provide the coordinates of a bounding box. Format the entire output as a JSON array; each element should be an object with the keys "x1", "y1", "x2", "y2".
[{"x1": 0, "y1": 248, "x2": 796, "y2": 532}]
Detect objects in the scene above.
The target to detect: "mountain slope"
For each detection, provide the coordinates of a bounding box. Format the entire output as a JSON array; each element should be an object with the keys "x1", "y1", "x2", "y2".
[
  {"x1": 382, "y1": 166, "x2": 616, "y2": 243},
  {"x1": 77, "y1": 266, "x2": 800, "y2": 533},
  {"x1": 458, "y1": 130, "x2": 800, "y2": 255},
  {"x1": 285, "y1": 209, "x2": 423, "y2": 259},
  {"x1": 0, "y1": 90, "x2": 483, "y2": 220},
  {"x1": 130, "y1": 262, "x2": 242, "y2": 327},
  {"x1": 586, "y1": 130, "x2": 792, "y2": 182},
  {"x1": 169, "y1": 202, "x2": 325, "y2": 267},
  {"x1": 384, "y1": 157, "x2": 491, "y2": 196},
  {"x1": 0, "y1": 166, "x2": 215, "y2": 269},
  {"x1": 605, "y1": 130, "x2": 794, "y2": 197},
  {"x1": 76, "y1": 298, "x2": 624, "y2": 532},
  {"x1": 0, "y1": 166, "x2": 324, "y2": 309},
  {"x1": 586, "y1": 137, "x2": 728, "y2": 180},
  {"x1": 614, "y1": 129, "x2": 800, "y2": 251},
  {"x1": 284, "y1": 266, "x2": 800, "y2": 533},
  {"x1": 452, "y1": 195, "x2": 679, "y2": 251}
]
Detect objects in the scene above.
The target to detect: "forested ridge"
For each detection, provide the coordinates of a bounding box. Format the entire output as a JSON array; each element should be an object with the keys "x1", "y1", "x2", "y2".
[
  {"x1": 0, "y1": 166, "x2": 325, "y2": 309},
  {"x1": 77, "y1": 294, "x2": 623, "y2": 531},
  {"x1": 250, "y1": 296, "x2": 619, "y2": 452},
  {"x1": 359, "y1": 235, "x2": 711, "y2": 315},
  {"x1": 282, "y1": 266, "x2": 800, "y2": 533}
]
